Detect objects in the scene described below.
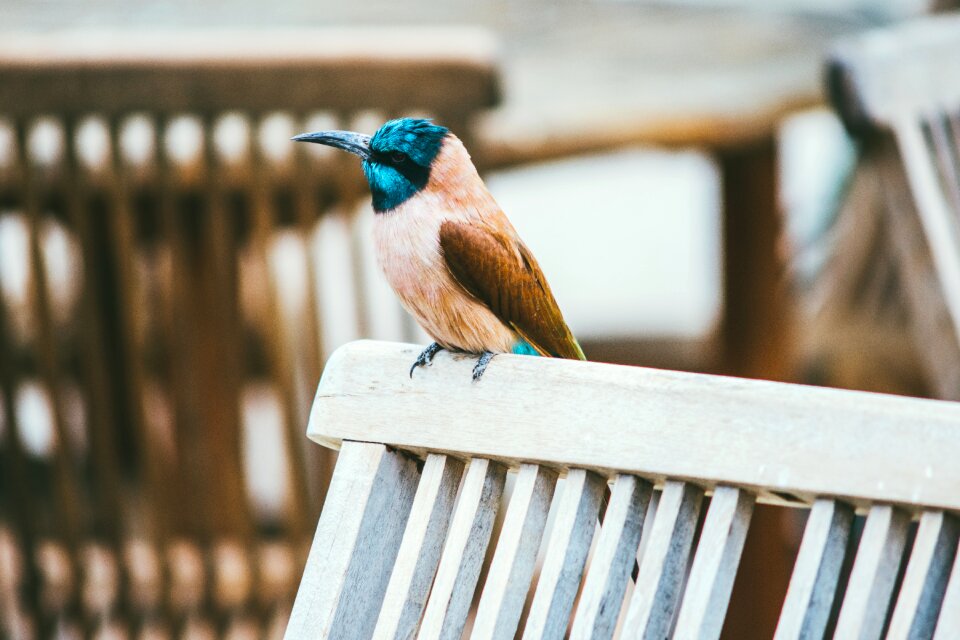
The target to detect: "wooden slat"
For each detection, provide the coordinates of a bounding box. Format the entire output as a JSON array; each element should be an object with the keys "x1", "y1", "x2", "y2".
[
  {"x1": 284, "y1": 441, "x2": 419, "y2": 639},
  {"x1": 833, "y1": 504, "x2": 911, "y2": 639},
  {"x1": 622, "y1": 480, "x2": 705, "y2": 639},
  {"x1": 473, "y1": 463, "x2": 558, "y2": 640},
  {"x1": 373, "y1": 453, "x2": 464, "y2": 639},
  {"x1": 418, "y1": 457, "x2": 506, "y2": 640},
  {"x1": 673, "y1": 485, "x2": 755, "y2": 640},
  {"x1": 309, "y1": 341, "x2": 960, "y2": 512},
  {"x1": 894, "y1": 117, "x2": 960, "y2": 349},
  {"x1": 522, "y1": 469, "x2": 605, "y2": 640},
  {"x1": 887, "y1": 511, "x2": 959, "y2": 640},
  {"x1": 774, "y1": 498, "x2": 854, "y2": 640},
  {"x1": 0, "y1": 29, "x2": 500, "y2": 117},
  {"x1": 934, "y1": 536, "x2": 960, "y2": 639},
  {"x1": 569, "y1": 474, "x2": 652, "y2": 640}
]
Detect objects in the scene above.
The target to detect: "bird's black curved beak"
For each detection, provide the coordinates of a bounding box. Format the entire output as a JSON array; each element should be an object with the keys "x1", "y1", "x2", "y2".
[{"x1": 291, "y1": 130, "x2": 372, "y2": 161}]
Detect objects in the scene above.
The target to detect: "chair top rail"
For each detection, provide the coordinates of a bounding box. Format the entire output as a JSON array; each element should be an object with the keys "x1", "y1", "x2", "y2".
[
  {"x1": 0, "y1": 28, "x2": 500, "y2": 116},
  {"x1": 828, "y1": 13, "x2": 960, "y2": 134},
  {"x1": 309, "y1": 341, "x2": 960, "y2": 514}
]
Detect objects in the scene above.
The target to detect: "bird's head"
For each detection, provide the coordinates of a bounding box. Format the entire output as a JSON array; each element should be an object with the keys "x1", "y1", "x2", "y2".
[{"x1": 293, "y1": 117, "x2": 451, "y2": 213}]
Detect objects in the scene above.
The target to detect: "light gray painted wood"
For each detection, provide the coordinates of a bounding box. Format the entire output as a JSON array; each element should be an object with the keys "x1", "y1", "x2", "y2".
[
  {"x1": 372, "y1": 453, "x2": 464, "y2": 640},
  {"x1": 888, "y1": 510, "x2": 959, "y2": 640},
  {"x1": 673, "y1": 485, "x2": 755, "y2": 640},
  {"x1": 522, "y1": 469, "x2": 605, "y2": 640},
  {"x1": 285, "y1": 441, "x2": 420, "y2": 640},
  {"x1": 309, "y1": 341, "x2": 960, "y2": 512},
  {"x1": 473, "y1": 464, "x2": 558, "y2": 640},
  {"x1": 418, "y1": 457, "x2": 506, "y2": 640},
  {"x1": 774, "y1": 499, "x2": 854, "y2": 640},
  {"x1": 834, "y1": 504, "x2": 911, "y2": 640},
  {"x1": 622, "y1": 480, "x2": 705, "y2": 639},
  {"x1": 569, "y1": 474, "x2": 652, "y2": 640},
  {"x1": 933, "y1": 537, "x2": 960, "y2": 639}
]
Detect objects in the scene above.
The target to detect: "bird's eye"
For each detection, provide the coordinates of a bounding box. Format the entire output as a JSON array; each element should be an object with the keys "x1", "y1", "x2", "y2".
[{"x1": 390, "y1": 151, "x2": 407, "y2": 164}]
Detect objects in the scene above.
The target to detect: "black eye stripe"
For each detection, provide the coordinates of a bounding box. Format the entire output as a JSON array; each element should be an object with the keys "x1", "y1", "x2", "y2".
[{"x1": 390, "y1": 151, "x2": 408, "y2": 163}]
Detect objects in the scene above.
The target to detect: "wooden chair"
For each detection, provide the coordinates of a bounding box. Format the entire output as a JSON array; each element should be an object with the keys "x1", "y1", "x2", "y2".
[
  {"x1": 287, "y1": 340, "x2": 960, "y2": 639},
  {"x1": 827, "y1": 12, "x2": 960, "y2": 401},
  {"x1": 0, "y1": 29, "x2": 498, "y2": 638}
]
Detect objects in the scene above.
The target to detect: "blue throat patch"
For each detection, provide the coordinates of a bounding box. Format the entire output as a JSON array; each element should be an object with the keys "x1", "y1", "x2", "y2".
[{"x1": 362, "y1": 118, "x2": 449, "y2": 212}]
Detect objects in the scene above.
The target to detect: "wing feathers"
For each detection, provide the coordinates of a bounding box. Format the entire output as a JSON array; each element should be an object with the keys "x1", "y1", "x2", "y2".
[{"x1": 438, "y1": 220, "x2": 585, "y2": 360}]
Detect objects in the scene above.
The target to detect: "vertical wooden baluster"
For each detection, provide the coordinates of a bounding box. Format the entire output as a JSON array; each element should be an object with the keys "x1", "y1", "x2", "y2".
[
  {"x1": 62, "y1": 115, "x2": 129, "y2": 633},
  {"x1": 15, "y1": 120, "x2": 85, "y2": 636},
  {"x1": 523, "y1": 469, "x2": 605, "y2": 640},
  {"x1": 247, "y1": 112, "x2": 310, "y2": 541},
  {"x1": 673, "y1": 485, "x2": 755, "y2": 640},
  {"x1": 473, "y1": 463, "x2": 558, "y2": 640},
  {"x1": 569, "y1": 474, "x2": 653, "y2": 640},
  {"x1": 926, "y1": 113, "x2": 960, "y2": 219},
  {"x1": 373, "y1": 453, "x2": 464, "y2": 639},
  {"x1": 622, "y1": 480, "x2": 705, "y2": 640},
  {"x1": 833, "y1": 504, "x2": 911, "y2": 639},
  {"x1": 200, "y1": 112, "x2": 256, "y2": 633},
  {"x1": 106, "y1": 115, "x2": 175, "y2": 635},
  {"x1": 0, "y1": 265, "x2": 43, "y2": 635},
  {"x1": 887, "y1": 511, "x2": 959, "y2": 640},
  {"x1": 774, "y1": 498, "x2": 854, "y2": 640},
  {"x1": 419, "y1": 457, "x2": 507, "y2": 640}
]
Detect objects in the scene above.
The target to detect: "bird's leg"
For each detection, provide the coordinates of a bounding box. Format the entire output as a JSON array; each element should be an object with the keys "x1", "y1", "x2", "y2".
[
  {"x1": 472, "y1": 351, "x2": 496, "y2": 382},
  {"x1": 410, "y1": 342, "x2": 444, "y2": 378}
]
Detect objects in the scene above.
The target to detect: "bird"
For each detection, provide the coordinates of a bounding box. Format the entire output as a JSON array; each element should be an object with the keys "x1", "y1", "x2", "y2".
[{"x1": 292, "y1": 117, "x2": 584, "y2": 381}]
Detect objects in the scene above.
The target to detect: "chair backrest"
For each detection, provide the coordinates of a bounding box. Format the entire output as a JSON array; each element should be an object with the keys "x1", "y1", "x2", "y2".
[
  {"x1": 0, "y1": 30, "x2": 498, "y2": 638},
  {"x1": 288, "y1": 340, "x2": 960, "y2": 639},
  {"x1": 828, "y1": 13, "x2": 960, "y2": 401}
]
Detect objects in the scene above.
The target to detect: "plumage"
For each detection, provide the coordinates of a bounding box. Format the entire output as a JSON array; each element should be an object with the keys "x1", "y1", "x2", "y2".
[{"x1": 293, "y1": 117, "x2": 584, "y2": 378}]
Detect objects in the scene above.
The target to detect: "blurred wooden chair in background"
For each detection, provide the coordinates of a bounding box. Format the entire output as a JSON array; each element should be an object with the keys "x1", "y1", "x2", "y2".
[
  {"x1": 0, "y1": 29, "x2": 499, "y2": 638},
  {"x1": 288, "y1": 340, "x2": 960, "y2": 639},
  {"x1": 819, "y1": 12, "x2": 960, "y2": 401}
]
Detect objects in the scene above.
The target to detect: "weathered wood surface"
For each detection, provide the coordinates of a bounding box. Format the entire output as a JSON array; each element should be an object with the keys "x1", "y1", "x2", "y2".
[
  {"x1": 673, "y1": 486, "x2": 755, "y2": 640},
  {"x1": 522, "y1": 469, "x2": 605, "y2": 640},
  {"x1": 309, "y1": 341, "x2": 960, "y2": 512},
  {"x1": 833, "y1": 504, "x2": 911, "y2": 639},
  {"x1": 622, "y1": 480, "x2": 704, "y2": 639},
  {"x1": 0, "y1": 29, "x2": 500, "y2": 116},
  {"x1": 473, "y1": 463, "x2": 557, "y2": 640},
  {"x1": 418, "y1": 458, "x2": 506, "y2": 640},
  {"x1": 284, "y1": 442, "x2": 420, "y2": 640},
  {"x1": 373, "y1": 453, "x2": 464, "y2": 640},
  {"x1": 569, "y1": 474, "x2": 652, "y2": 640},
  {"x1": 774, "y1": 499, "x2": 854, "y2": 640},
  {"x1": 887, "y1": 511, "x2": 959, "y2": 640}
]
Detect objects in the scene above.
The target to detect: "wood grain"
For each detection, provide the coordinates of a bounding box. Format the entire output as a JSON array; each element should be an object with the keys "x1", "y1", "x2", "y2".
[
  {"x1": 418, "y1": 457, "x2": 506, "y2": 640},
  {"x1": 887, "y1": 511, "x2": 959, "y2": 640},
  {"x1": 284, "y1": 441, "x2": 419, "y2": 640},
  {"x1": 473, "y1": 463, "x2": 558, "y2": 640},
  {"x1": 622, "y1": 480, "x2": 704, "y2": 639},
  {"x1": 673, "y1": 486, "x2": 755, "y2": 640},
  {"x1": 569, "y1": 474, "x2": 652, "y2": 640},
  {"x1": 522, "y1": 469, "x2": 605, "y2": 640},
  {"x1": 373, "y1": 454, "x2": 464, "y2": 640},
  {"x1": 309, "y1": 341, "x2": 960, "y2": 512},
  {"x1": 774, "y1": 499, "x2": 854, "y2": 640},
  {"x1": 833, "y1": 504, "x2": 911, "y2": 640}
]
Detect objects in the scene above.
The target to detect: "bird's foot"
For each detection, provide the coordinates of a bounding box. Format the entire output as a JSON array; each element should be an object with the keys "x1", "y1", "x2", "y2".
[
  {"x1": 410, "y1": 342, "x2": 444, "y2": 378},
  {"x1": 472, "y1": 351, "x2": 496, "y2": 382}
]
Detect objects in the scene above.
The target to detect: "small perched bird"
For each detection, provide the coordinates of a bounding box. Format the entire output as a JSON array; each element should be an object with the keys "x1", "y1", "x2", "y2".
[{"x1": 293, "y1": 118, "x2": 584, "y2": 380}]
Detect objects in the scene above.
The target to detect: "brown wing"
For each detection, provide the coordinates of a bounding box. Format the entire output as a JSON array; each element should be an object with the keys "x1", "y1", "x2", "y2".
[{"x1": 438, "y1": 220, "x2": 585, "y2": 360}]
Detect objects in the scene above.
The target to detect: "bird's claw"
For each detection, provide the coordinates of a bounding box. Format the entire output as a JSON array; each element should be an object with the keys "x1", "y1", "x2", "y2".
[
  {"x1": 472, "y1": 351, "x2": 496, "y2": 382},
  {"x1": 410, "y1": 342, "x2": 443, "y2": 378}
]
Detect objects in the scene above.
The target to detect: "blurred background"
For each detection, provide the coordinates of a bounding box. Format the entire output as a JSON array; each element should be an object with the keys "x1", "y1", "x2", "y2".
[{"x1": 0, "y1": 0, "x2": 956, "y2": 638}]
